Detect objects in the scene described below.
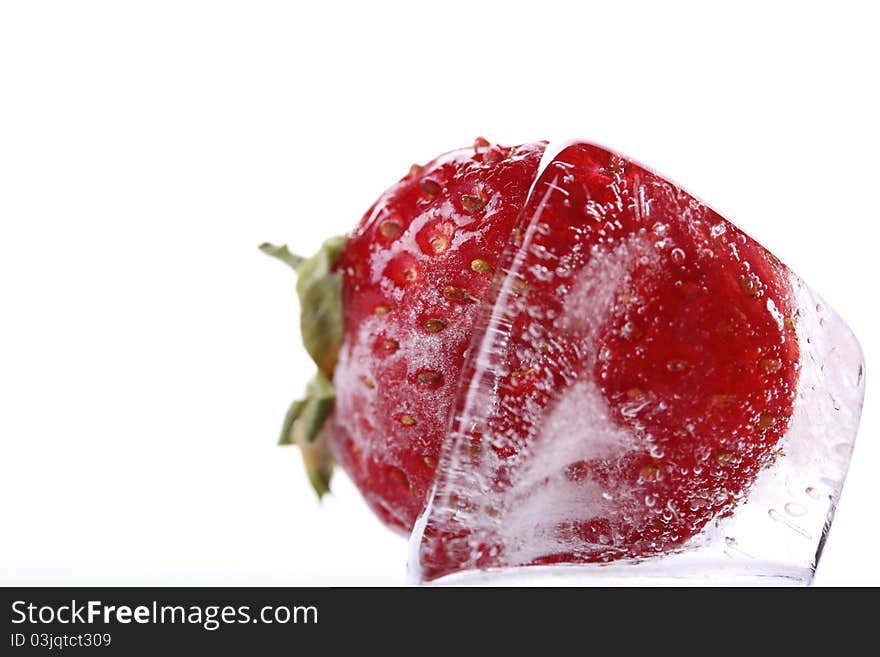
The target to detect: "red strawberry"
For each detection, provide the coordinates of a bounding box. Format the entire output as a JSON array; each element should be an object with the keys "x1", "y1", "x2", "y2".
[
  {"x1": 415, "y1": 142, "x2": 799, "y2": 579},
  {"x1": 262, "y1": 139, "x2": 547, "y2": 526},
  {"x1": 263, "y1": 139, "x2": 799, "y2": 579}
]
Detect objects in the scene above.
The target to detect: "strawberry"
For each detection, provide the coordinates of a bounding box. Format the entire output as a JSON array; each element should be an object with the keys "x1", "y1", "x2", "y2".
[{"x1": 263, "y1": 139, "x2": 799, "y2": 579}]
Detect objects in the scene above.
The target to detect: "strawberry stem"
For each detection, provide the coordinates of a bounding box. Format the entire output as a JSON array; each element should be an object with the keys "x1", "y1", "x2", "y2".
[
  {"x1": 278, "y1": 373, "x2": 336, "y2": 499},
  {"x1": 259, "y1": 242, "x2": 305, "y2": 270},
  {"x1": 261, "y1": 236, "x2": 346, "y2": 499}
]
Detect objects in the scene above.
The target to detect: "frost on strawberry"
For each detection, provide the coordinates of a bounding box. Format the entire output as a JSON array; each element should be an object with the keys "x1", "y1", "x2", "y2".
[
  {"x1": 263, "y1": 140, "x2": 547, "y2": 526},
  {"x1": 330, "y1": 142, "x2": 547, "y2": 530}
]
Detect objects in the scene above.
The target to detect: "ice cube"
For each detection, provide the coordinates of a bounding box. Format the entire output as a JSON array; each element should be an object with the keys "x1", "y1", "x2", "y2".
[{"x1": 410, "y1": 141, "x2": 865, "y2": 585}]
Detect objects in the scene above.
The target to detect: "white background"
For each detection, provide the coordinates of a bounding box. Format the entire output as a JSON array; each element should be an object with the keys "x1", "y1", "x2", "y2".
[{"x1": 1, "y1": 1, "x2": 877, "y2": 585}]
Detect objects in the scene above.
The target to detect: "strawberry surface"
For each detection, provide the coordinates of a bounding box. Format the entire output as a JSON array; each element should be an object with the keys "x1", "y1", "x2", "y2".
[{"x1": 330, "y1": 140, "x2": 547, "y2": 530}]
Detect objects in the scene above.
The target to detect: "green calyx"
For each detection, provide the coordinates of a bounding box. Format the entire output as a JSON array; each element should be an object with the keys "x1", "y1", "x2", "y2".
[{"x1": 260, "y1": 236, "x2": 346, "y2": 499}]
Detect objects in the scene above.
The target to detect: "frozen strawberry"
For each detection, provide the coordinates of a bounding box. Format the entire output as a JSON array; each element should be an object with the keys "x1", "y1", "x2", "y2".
[{"x1": 263, "y1": 139, "x2": 800, "y2": 578}]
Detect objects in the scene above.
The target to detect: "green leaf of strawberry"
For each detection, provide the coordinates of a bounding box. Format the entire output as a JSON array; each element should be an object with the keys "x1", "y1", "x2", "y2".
[{"x1": 261, "y1": 237, "x2": 345, "y2": 498}]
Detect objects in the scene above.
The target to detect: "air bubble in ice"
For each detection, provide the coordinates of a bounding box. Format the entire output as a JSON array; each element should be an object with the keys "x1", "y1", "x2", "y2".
[
  {"x1": 710, "y1": 223, "x2": 726, "y2": 238},
  {"x1": 531, "y1": 265, "x2": 553, "y2": 282}
]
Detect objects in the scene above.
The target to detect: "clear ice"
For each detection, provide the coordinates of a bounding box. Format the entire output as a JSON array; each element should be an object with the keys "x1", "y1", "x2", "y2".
[{"x1": 408, "y1": 141, "x2": 865, "y2": 585}]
